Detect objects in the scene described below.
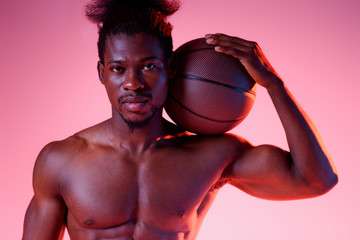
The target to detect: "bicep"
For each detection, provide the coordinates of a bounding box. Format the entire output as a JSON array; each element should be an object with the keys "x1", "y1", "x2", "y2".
[
  {"x1": 227, "y1": 144, "x2": 313, "y2": 200},
  {"x1": 23, "y1": 195, "x2": 66, "y2": 240}
]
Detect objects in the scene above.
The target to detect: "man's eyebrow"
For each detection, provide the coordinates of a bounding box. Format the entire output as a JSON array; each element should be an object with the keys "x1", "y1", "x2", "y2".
[
  {"x1": 108, "y1": 59, "x2": 124, "y2": 64},
  {"x1": 141, "y1": 56, "x2": 162, "y2": 62},
  {"x1": 107, "y1": 56, "x2": 161, "y2": 64}
]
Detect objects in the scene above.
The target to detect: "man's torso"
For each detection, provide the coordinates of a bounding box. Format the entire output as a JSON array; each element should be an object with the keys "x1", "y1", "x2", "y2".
[{"x1": 53, "y1": 121, "x2": 248, "y2": 239}]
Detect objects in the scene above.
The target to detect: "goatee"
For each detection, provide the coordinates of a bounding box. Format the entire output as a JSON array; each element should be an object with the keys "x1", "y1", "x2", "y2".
[{"x1": 120, "y1": 105, "x2": 161, "y2": 133}]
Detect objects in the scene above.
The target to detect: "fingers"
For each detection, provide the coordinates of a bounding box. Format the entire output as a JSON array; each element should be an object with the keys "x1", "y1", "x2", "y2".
[
  {"x1": 204, "y1": 33, "x2": 280, "y2": 88},
  {"x1": 205, "y1": 33, "x2": 256, "y2": 48},
  {"x1": 214, "y1": 45, "x2": 245, "y2": 60},
  {"x1": 205, "y1": 33, "x2": 259, "y2": 59}
]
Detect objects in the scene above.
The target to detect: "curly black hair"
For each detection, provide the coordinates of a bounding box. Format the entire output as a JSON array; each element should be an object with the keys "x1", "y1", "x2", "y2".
[{"x1": 85, "y1": 0, "x2": 180, "y2": 64}]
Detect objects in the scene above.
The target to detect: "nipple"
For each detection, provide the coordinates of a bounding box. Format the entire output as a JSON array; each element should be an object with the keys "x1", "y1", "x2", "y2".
[{"x1": 84, "y1": 219, "x2": 95, "y2": 225}]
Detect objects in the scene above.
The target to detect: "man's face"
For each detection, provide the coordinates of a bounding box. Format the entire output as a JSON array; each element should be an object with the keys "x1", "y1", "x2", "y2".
[{"x1": 98, "y1": 33, "x2": 170, "y2": 130}]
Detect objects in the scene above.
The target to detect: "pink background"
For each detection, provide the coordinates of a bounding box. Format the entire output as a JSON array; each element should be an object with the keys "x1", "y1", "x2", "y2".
[{"x1": 1, "y1": 0, "x2": 359, "y2": 239}]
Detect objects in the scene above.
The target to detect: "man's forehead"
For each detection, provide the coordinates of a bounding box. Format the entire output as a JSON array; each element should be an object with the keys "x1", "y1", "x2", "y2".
[{"x1": 105, "y1": 33, "x2": 164, "y2": 58}]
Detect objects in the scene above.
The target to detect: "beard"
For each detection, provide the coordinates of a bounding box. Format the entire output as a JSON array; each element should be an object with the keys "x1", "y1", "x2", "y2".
[{"x1": 119, "y1": 105, "x2": 161, "y2": 133}]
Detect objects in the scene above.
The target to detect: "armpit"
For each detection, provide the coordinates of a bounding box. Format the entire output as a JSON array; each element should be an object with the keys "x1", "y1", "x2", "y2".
[{"x1": 209, "y1": 176, "x2": 230, "y2": 191}]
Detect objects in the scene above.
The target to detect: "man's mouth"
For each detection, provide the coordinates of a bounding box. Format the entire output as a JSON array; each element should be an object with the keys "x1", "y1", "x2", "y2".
[{"x1": 120, "y1": 95, "x2": 151, "y2": 112}]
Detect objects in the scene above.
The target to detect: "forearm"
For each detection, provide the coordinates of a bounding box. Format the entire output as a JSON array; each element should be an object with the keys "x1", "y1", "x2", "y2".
[{"x1": 267, "y1": 79, "x2": 338, "y2": 190}]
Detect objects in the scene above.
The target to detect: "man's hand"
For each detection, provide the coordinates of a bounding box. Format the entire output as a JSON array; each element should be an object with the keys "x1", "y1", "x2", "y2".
[{"x1": 205, "y1": 33, "x2": 283, "y2": 90}]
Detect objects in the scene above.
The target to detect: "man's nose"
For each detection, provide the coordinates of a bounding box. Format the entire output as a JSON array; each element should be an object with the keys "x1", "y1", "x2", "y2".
[{"x1": 122, "y1": 69, "x2": 145, "y2": 91}]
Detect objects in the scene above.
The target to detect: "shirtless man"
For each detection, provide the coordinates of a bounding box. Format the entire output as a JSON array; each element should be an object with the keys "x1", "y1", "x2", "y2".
[{"x1": 22, "y1": 0, "x2": 338, "y2": 239}]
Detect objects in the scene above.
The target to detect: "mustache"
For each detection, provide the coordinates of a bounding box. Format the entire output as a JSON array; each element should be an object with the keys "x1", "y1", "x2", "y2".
[{"x1": 118, "y1": 93, "x2": 153, "y2": 103}]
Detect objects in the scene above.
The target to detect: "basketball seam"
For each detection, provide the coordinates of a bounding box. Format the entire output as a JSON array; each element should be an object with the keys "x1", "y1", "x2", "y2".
[
  {"x1": 167, "y1": 92, "x2": 246, "y2": 123},
  {"x1": 175, "y1": 74, "x2": 256, "y2": 95}
]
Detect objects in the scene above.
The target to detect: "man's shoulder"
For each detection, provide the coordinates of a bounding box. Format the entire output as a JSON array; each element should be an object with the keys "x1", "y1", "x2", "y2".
[
  {"x1": 169, "y1": 132, "x2": 253, "y2": 158},
  {"x1": 34, "y1": 120, "x2": 109, "y2": 172},
  {"x1": 216, "y1": 133, "x2": 252, "y2": 146},
  {"x1": 32, "y1": 121, "x2": 112, "y2": 191},
  {"x1": 41, "y1": 135, "x2": 87, "y2": 159},
  {"x1": 34, "y1": 135, "x2": 87, "y2": 173},
  {"x1": 193, "y1": 132, "x2": 251, "y2": 148}
]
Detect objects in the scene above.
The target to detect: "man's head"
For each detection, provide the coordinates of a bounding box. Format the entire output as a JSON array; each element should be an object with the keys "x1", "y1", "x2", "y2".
[
  {"x1": 86, "y1": 0, "x2": 179, "y2": 65},
  {"x1": 85, "y1": 0, "x2": 179, "y2": 132},
  {"x1": 97, "y1": 32, "x2": 171, "y2": 132}
]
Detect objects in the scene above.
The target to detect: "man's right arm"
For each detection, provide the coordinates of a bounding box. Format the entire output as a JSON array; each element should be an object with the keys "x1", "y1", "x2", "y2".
[{"x1": 22, "y1": 142, "x2": 67, "y2": 240}]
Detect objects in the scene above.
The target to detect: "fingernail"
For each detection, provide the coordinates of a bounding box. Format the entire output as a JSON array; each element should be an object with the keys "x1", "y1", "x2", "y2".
[
  {"x1": 206, "y1": 38, "x2": 214, "y2": 43},
  {"x1": 214, "y1": 46, "x2": 221, "y2": 51},
  {"x1": 205, "y1": 34, "x2": 213, "y2": 39}
]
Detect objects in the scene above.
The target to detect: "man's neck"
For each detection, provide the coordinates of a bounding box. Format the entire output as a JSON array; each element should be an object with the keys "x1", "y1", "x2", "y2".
[{"x1": 106, "y1": 111, "x2": 165, "y2": 155}]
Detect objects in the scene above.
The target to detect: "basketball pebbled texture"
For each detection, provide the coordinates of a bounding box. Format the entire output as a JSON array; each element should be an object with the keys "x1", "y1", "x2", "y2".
[{"x1": 164, "y1": 38, "x2": 257, "y2": 135}]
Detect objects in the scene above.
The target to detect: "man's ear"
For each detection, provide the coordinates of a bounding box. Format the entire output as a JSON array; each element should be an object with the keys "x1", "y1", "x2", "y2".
[{"x1": 97, "y1": 61, "x2": 105, "y2": 84}]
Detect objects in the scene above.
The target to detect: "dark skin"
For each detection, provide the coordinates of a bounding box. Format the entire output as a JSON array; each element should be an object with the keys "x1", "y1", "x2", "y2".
[{"x1": 22, "y1": 33, "x2": 338, "y2": 240}]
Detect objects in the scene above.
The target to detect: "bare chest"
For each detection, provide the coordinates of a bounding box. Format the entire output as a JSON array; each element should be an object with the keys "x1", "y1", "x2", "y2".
[{"x1": 61, "y1": 147, "x2": 229, "y2": 232}]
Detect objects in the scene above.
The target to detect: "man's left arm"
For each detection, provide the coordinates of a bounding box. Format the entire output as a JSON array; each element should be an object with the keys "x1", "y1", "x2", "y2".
[{"x1": 206, "y1": 33, "x2": 338, "y2": 200}]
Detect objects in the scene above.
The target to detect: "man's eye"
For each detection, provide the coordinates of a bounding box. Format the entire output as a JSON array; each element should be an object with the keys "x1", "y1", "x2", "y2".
[
  {"x1": 142, "y1": 64, "x2": 157, "y2": 71},
  {"x1": 111, "y1": 66, "x2": 124, "y2": 73}
]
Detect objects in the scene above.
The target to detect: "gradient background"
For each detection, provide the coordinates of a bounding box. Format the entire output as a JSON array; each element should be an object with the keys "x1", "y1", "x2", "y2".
[{"x1": 1, "y1": 0, "x2": 359, "y2": 239}]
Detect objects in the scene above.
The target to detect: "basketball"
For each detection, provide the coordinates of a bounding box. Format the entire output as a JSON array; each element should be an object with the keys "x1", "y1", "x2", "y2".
[{"x1": 164, "y1": 38, "x2": 257, "y2": 135}]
